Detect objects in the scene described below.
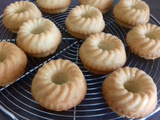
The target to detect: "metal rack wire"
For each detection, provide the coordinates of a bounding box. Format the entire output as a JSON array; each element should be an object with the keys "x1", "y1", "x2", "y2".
[{"x1": 0, "y1": 0, "x2": 160, "y2": 120}]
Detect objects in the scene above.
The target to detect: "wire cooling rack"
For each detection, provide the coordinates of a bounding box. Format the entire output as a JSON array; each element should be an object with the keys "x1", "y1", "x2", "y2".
[{"x1": 0, "y1": 0, "x2": 160, "y2": 120}]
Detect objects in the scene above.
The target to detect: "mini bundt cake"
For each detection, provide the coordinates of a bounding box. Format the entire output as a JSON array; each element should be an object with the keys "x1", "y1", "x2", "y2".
[
  {"x1": 126, "y1": 23, "x2": 160, "y2": 59},
  {"x1": 0, "y1": 42, "x2": 27, "y2": 86},
  {"x1": 79, "y1": 0, "x2": 113, "y2": 14},
  {"x1": 113, "y1": 0, "x2": 150, "y2": 28},
  {"x1": 17, "y1": 18, "x2": 62, "y2": 58},
  {"x1": 36, "y1": 0, "x2": 71, "y2": 14},
  {"x1": 102, "y1": 67, "x2": 157, "y2": 118},
  {"x1": 65, "y1": 5, "x2": 105, "y2": 40},
  {"x1": 79, "y1": 32, "x2": 126, "y2": 74},
  {"x1": 31, "y1": 59, "x2": 87, "y2": 111},
  {"x1": 3, "y1": 1, "x2": 42, "y2": 33}
]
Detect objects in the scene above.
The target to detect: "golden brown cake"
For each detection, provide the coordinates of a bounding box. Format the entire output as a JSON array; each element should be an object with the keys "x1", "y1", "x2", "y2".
[
  {"x1": 126, "y1": 23, "x2": 160, "y2": 59},
  {"x1": 36, "y1": 0, "x2": 71, "y2": 14},
  {"x1": 79, "y1": 0, "x2": 113, "y2": 14},
  {"x1": 0, "y1": 42, "x2": 27, "y2": 86},
  {"x1": 17, "y1": 18, "x2": 62, "y2": 58},
  {"x1": 113, "y1": 0, "x2": 150, "y2": 28},
  {"x1": 2, "y1": 1, "x2": 42, "y2": 33},
  {"x1": 102, "y1": 67, "x2": 157, "y2": 118},
  {"x1": 65, "y1": 5, "x2": 105, "y2": 40},
  {"x1": 79, "y1": 32, "x2": 126, "y2": 74},
  {"x1": 31, "y1": 59, "x2": 87, "y2": 111}
]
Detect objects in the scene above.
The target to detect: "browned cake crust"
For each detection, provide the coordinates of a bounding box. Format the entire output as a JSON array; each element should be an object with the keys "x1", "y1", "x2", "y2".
[
  {"x1": 113, "y1": 0, "x2": 150, "y2": 28},
  {"x1": 17, "y1": 18, "x2": 62, "y2": 58},
  {"x1": 102, "y1": 67, "x2": 157, "y2": 118},
  {"x1": 36, "y1": 0, "x2": 71, "y2": 14},
  {"x1": 126, "y1": 23, "x2": 160, "y2": 59},
  {"x1": 65, "y1": 5, "x2": 105, "y2": 40},
  {"x1": 2, "y1": 1, "x2": 42, "y2": 33},
  {"x1": 79, "y1": 32, "x2": 126, "y2": 74},
  {"x1": 31, "y1": 59, "x2": 87, "y2": 111},
  {"x1": 0, "y1": 42, "x2": 27, "y2": 86},
  {"x1": 79, "y1": 0, "x2": 113, "y2": 14}
]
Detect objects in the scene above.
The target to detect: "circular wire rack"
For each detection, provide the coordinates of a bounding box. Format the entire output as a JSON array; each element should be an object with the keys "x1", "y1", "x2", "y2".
[{"x1": 0, "y1": 0, "x2": 160, "y2": 120}]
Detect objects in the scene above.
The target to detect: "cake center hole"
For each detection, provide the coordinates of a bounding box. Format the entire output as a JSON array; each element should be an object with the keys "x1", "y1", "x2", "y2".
[
  {"x1": 15, "y1": 8, "x2": 26, "y2": 13},
  {"x1": 31, "y1": 26, "x2": 45, "y2": 34},
  {"x1": 145, "y1": 33, "x2": 157, "y2": 40},
  {"x1": 81, "y1": 12, "x2": 92, "y2": 18},
  {"x1": 130, "y1": 3, "x2": 141, "y2": 10},
  {"x1": 131, "y1": 5, "x2": 139, "y2": 9},
  {"x1": 51, "y1": 72, "x2": 68, "y2": 85},
  {"x1": 98, "y1": 42, "x2": 112, "y2": 51},
  {"x1": 0, "y1": 53, "x2": 6, "y2": 62},
  {"x1": 124, "y1": 80, "x2": 140, "y2": 93}
]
